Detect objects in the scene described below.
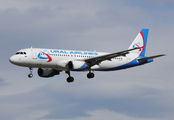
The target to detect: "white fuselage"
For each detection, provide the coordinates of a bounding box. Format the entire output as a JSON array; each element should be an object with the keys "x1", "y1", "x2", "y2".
[{"x1": 10, "y1": 48, "x2": 134, "y2": 71}]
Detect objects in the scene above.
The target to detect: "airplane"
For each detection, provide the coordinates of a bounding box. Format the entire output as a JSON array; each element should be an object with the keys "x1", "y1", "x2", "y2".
[{"x1": 9, "y1": 29, "x2": 165, "y2": 83}]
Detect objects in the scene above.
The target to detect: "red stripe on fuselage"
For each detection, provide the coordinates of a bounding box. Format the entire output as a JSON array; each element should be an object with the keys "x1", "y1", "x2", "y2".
[{"x1": 41, "y1": 51, "x2": 52, "y2": 62}]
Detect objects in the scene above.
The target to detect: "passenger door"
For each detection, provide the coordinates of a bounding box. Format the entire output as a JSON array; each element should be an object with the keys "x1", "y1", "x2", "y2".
[{"x1": 31, "y1": 48, "x2": 38, "y2": 59}]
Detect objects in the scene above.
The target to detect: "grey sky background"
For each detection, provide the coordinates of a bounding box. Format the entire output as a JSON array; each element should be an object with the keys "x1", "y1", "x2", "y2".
[{"x1": 0, "y1": 0, "x2": 173, "y2": 120}]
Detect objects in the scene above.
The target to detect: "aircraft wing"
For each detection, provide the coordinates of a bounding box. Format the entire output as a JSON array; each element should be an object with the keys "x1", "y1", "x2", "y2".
[{"x1": 83, "y1": 47, "x2": 140, "y2": 67}]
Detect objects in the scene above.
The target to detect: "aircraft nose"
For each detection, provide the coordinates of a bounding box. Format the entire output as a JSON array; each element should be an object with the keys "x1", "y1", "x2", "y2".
[{"x1": 9, "y1": 56, "x2": 17, "y2": 64}]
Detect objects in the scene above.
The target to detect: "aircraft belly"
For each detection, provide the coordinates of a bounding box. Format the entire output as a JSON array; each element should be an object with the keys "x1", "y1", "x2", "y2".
[{"x1": 98, "y1": 59, "x2": 127, "y2": 70}]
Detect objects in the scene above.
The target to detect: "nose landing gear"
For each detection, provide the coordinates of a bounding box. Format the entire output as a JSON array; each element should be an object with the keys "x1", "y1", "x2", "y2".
[{"x1": 28, "y1": 67, "x2": 33, "y2": 78}]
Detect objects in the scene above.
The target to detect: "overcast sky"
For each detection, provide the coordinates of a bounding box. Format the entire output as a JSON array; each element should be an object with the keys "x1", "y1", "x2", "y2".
[{"x1": 0, "y1": 0, "x2": 173, "y2": 120}]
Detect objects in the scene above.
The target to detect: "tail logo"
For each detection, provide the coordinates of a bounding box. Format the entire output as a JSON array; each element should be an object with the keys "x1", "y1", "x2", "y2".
[
  {"x1": 38, "y1": 50, "x2": 52, "y2": 62},
  {"x1": 133, "y1": 42, "x2": 141, "y2": 51},
  {"x1": 133, "y1": 42, "x2": 145, "y2": 52}
]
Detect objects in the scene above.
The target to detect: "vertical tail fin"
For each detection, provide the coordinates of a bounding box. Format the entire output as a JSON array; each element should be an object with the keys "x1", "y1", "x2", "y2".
[{"x1": 128, "y1": 29, "x2": 149, "y2": 57}]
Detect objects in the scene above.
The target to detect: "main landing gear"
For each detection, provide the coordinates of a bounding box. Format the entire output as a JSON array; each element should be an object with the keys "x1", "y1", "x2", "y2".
[
  {"x1": 65, "y1": 71, "x2": 74, "y2": 83},
  {"x1": 87, "y1": 72, "x2": 95, "y2": 79},
  {"x1": 65, "y1": 70, "x2": 95, "y2": 83},
  {"x1": 87, "y1": 68, "x2": 95, "y2": 79},
  {"x1": 28, "y1": 67, "x2": 33, "y2": 78}
]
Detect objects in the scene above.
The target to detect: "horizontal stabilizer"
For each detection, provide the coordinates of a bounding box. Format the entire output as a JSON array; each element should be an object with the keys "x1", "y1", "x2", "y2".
[{"x1": 138, "y1": 54, "x2": 166, "y2": 62}]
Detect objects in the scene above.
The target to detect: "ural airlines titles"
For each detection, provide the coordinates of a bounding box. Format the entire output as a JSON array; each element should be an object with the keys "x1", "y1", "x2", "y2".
[{"x1": 49, "y1": 50, "x2": 98, "y2": 56}]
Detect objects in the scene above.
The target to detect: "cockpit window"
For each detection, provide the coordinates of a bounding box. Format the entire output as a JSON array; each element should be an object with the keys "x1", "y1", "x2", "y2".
[{"x1": 15, "y1": 52, "x2": 27, "y2": 55}]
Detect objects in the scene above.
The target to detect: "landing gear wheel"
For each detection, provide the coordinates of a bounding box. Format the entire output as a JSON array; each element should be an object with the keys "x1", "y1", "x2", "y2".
[
  {"x1": 87, "y1": 72, "x2": 95, "y2": 79},
  {"x1": 65, "y1": 71, "x2": 74, "y2": 83},
  {"x1": 67, "y1": 77, "x2": 74, "y2": 83},
  {"x1": 28, "y1": 74, "x2": 33, "y2": 78},
  {"x1": 28, "y1": 67, "x2": 33, "y2": 78}
]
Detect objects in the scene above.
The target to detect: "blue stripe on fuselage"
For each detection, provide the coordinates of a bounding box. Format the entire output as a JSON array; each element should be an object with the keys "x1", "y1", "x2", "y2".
[
  {"x1": 73, "y1": 63, "x2": 87, "y2": 71},
  {"x1": 98, "y1": 58, "x2": 153, "y2": 71}
]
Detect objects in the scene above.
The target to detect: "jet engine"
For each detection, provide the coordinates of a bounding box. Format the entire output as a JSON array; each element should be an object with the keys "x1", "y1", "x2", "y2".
[
  {"x1": 38, "y1": 68, "x2": 60, "y2": 78},
  {"x1": 67, "y1": 61, "x2": 87, "y2": 71}
]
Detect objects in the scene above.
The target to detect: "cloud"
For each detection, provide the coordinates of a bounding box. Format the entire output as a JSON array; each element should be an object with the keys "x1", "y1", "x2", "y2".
[
  {"x1": 75, "y1": 110, "x2": 158, "y2": 120},
  {"x1": 0, "y1": 79, "x2": 167, "y2": 120},
  {"x1": 40, "y1": 110, "x2": 159, "y2": 120},
  {"x1": 0, "y1": 78, "x2": 8, "y2": 86}
]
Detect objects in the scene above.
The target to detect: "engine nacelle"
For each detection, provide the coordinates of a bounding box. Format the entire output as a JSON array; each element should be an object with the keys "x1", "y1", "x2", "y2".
[
  {"x1": 68, "y1": 61, "x2": 87, "y2": 71},
  {"x1": 38, "y1": 68, "x2": 60, "y2": 78}
]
